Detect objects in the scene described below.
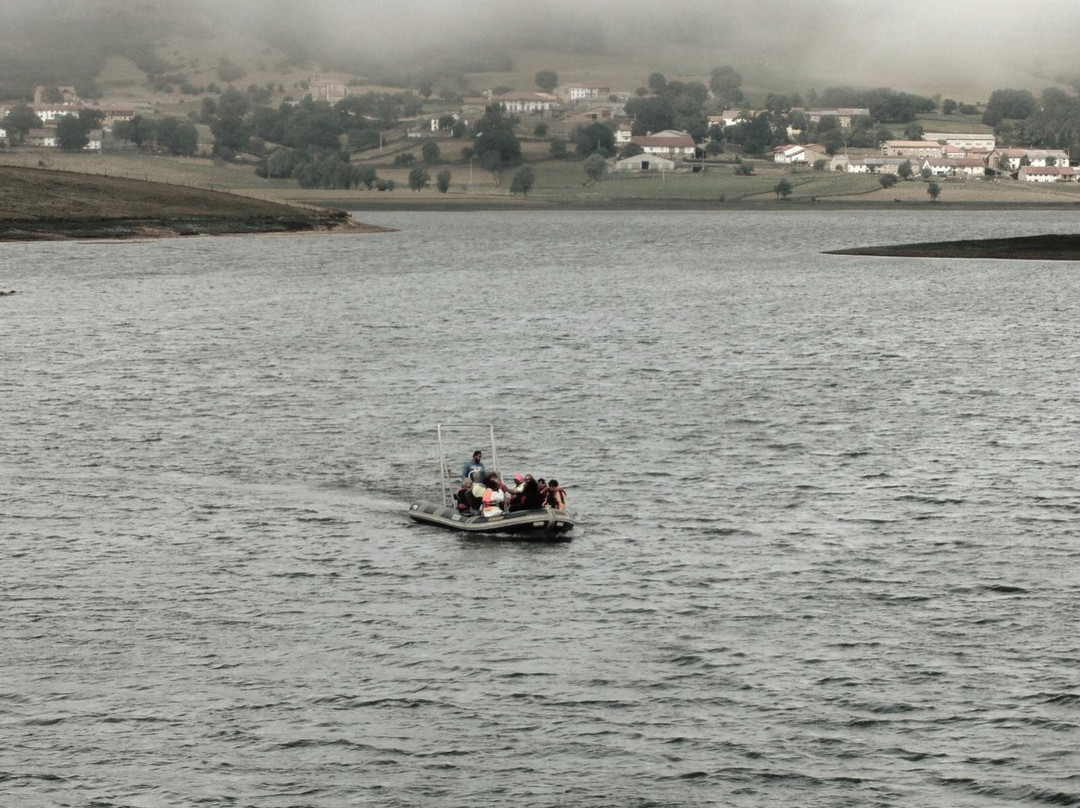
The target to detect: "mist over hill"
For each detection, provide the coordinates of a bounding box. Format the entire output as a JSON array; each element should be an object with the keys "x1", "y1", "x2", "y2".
[{"x1": 2, "y1": 0, "x2": 1079, "y2": 99}]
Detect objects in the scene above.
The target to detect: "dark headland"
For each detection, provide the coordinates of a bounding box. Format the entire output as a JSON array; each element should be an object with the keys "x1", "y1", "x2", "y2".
[
  {"x1": 826, "y1": 234, "x2": 1080, "y2": 261},
  {"x1": 0, "y1": 166, "x2": 389, "y2": 241}
]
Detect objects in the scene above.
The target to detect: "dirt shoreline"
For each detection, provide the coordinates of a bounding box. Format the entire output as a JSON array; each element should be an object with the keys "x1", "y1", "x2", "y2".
[
  {"x1": 825, "y1": 233, "x2": 1080, "y2": 261},
  {"x1": 0, "y1": 214, "x2": 392, "y2": 241}
]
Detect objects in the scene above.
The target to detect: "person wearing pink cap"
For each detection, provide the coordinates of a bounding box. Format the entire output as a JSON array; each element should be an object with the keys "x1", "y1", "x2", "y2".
[{"x1": 508, "y1": 472, "x2": 527, "y2": 511}]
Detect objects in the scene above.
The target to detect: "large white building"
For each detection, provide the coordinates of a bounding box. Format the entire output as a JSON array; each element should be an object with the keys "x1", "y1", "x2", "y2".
[
  {"x1": 922, "y1": 132, "x2": 996, "y2": 151},
  {"x1": 493, "y1": 92, "x2": 560, "y2": 114},
  {"x1": 558, "y1": 84, "x2": 611, "y2": 103},
  {"x1": 1019, "y1": 165, "x2": 1076, "y2": 182}
]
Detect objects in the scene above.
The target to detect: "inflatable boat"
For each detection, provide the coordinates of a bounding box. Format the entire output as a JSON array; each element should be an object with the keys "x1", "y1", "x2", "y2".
[
  {"x1": 406, "y1": 423, "x2": 576, "y2": 540},
  {"x1": 408, "y1": 500, "x2": 575, "y2": 539}
]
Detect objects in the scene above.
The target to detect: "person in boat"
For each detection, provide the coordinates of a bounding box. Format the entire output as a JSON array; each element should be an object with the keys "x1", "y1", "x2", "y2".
[
  {"x1": 546, "y1": 479, "x2": 567, "y2": 511},
  {"x1": 507, "y1": 473, "x2": 526, "y2": 510},
  {"x1": 455, "y1": 478, "x2": 477, "y2": 514},
  {"x1": 480, "y1": 478, "x2": 507, "y2": 517},
  {"x1": 520, "y1": 475, "x2": 544, "y2": 510},
  {"x1": 461, "y1": 449, "x2": 486, "y2": 481}
]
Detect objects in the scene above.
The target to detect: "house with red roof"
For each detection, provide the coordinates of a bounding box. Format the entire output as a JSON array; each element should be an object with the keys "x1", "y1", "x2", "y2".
[
  {"x1": 1019, "y1": 165, "x2": 1076, "y2": 182},
  {"x1": 631, "y1": 130, "x2": 696, "y2": 159}
]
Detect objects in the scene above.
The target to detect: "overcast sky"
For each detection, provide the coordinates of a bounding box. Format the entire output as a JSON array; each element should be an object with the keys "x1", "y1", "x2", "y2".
[{"x1": 3, "y1": 0, "x2": 1077, "y2": 97}]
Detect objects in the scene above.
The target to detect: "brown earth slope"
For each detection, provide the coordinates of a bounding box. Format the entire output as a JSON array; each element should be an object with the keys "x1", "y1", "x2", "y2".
[{"x1": 0, "y1": 166, "x2": 386, "y2": 240}]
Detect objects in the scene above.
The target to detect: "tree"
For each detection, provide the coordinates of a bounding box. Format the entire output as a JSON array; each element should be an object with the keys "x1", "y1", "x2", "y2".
[
  {"x1": 927, "y1": 182, "x2": 941, "y2": 202},
  {"x1": 982, "y1": 88, "x2": 1038, "y2": 126},
  {"x1": 647, "y1": 72, "x2": 667, "y2": 95},
  {"x1": 510, "y1": 165, "x2": 535, "y2": 195},
  {"x1": 357, "y1": 165, "x2": 378, "y2": 189},
  {"x1": 583, "y1": 153, "x2": 607, "y2": 181},
  {"x1": 898, "y1": 160, "x2": 914, "y2": 180},
  {"x1": 549, "y1": 138, "x2": 568, "y2": 159},
  {"x1": 773, "y1": 178, "x2": 793, "y2": 200},
  {"x1": 623, "y1": 96, "x2": 675, "y2": 135},
  {"x1": 878, "y1": 173, "x2": 898, "y2": 188},
  {"x1": 734, "y1": 162, "x2": 755, "y2": 175},
  {"x1": 709, "y1": 65, "x2": 743, "y2": 105},
  {"x1": 942, "y1": 98, "x2": 958, "y2": 115},
  {"x1": 619, "y1": 142, "x2": 645, "y2": 159},
  {"x1": 408, "y1": 166, "x2": 430, "y2": 191},
  {"x1": 473, "y1": 105, "x2": 521, "y2": 163},
  {"x1": 573, "y1": 122, "x2": 615, "y2": 156},
  {"x1": 533, "y1": 122, "x2": 549, "y2": 138},
  {"x1": 436, "y1": 169, "x2": 452, "y2": 193},
  {"x1": 56, "y1": 114, "x2": 90, "y2": 151},
  {"x1": 217, "y1": 58, "x2": 246, "y2": 83},
  {"x1": 921, "y1": 166, "x2": 933, "y2": 180},
  {"x1": 421, "y1": 140, "x2": 440, "y2": 163},
  {"x1": 42, "y1": 85, "x2": 65, "y2": 103},
  {"x1": 157, "y1": 117, "x2": 199, "y2": 156},
  {"x1": 480, "y1": 150, "x2": 503, "y2": 184},
  {"x1": 535, "y1": 70, "x2": 558, "y2": 93},
  {"x1": 210, "y1": 87, "x2": 252, "y2": 158},
  {"x1": 1, "y1": 104, "x2": 43, "y2": 144},
  {"x1": 903, "y1": 122, "x2": 925, "y2": 140}
]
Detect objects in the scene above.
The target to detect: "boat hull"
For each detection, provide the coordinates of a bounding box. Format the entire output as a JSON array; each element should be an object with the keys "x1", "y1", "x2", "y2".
[{"x1": 407, "y1": 501, "x2": 574, "y2": 539}]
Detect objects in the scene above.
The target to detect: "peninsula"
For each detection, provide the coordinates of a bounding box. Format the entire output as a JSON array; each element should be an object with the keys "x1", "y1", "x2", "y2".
[
  {"x1": 825, "y1": 233, "x2": 1080, "y2": 261},
  {"x1": 0, "y1": 166, "x2": 385, "y2": 240}
]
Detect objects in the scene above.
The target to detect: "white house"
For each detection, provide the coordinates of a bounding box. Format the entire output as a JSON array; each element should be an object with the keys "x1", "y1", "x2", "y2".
[
  {"x1": 882, "y1": 140, "x2": 946, "y2": 159},
  {"x1": 716, "y1": 110, "x2": 754, "y2": 127},
  {"x1": 923, "y1": 158, "x2": 987, "y2": 179},
  {"x1": 615, "y1": 122, "x2": 633, "y2": 145},
  {"x1": 922, "y1": 132, "x2": 996, "y2": 151},
  {"x1": 614, "y1": 153, "x2": 676, "y2": 172},
  {"x1": 989, "y1": 148, "x2": 1026, "y2": 171},
  {"x1": 558, "y1": 84, "x2": 611, "y2": 103},
  {"x1": 26, "y1": 128, "x2": 58, "y2": 147},
  {"x1": 0, "y1": 125, "x2": 6, "y2": 141},
  {"x1": 773, "y1": 143, "x2": 829, "y2": 165},
  {"x1": 1022, "y1": 149, "x2": 1070, "y2": 167},
  {"x1": 802, "y1": 107, "x2": 871, "y2": 128},
  {"x1": 31, "y1": 104, "x2": 78, "y2": 123},
  {"x1": 87, "y1": 129, "x2": 103, "y2": 151},
  {"x1": 494, "y1": 92, "x2": 560, "y2": 114},
  {"x1": 1019, "y1": 165, "x2": 1076, "y2": 182},
  {"x1": 846, "y1": 156, "x2": 910, "y2": 174},
  {"x1": 773, "y1": 144, "x2": 805, "y2": 164},
  {"x1": 630, "y1": 130, "x2": 696, "y2": 159}
]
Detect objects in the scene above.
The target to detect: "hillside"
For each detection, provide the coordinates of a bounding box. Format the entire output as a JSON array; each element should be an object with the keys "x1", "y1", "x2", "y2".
[{"x1": 0, "y1": 165, "x2": 376, "y2": 240}]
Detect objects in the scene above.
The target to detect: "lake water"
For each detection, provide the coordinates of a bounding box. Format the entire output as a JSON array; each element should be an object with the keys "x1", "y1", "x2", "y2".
[{"x1": 3, "y1": 209, "x2": 1079, "y2": 807}]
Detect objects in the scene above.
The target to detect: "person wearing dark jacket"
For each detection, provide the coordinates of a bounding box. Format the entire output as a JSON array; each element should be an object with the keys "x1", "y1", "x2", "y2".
[{"x1": 521, "y1": 477, "x2": 544, "y2": 510}]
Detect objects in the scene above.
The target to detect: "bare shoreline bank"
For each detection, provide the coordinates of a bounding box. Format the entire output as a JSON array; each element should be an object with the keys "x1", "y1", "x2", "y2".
[{"x1": 826, "y1": 233, "x2": 1080, "y2": 261}]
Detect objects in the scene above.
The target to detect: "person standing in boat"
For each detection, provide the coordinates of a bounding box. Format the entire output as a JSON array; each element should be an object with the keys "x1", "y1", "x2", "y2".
[{"x1": 461, "y1": 449, "x2": 486, "y2": 480}]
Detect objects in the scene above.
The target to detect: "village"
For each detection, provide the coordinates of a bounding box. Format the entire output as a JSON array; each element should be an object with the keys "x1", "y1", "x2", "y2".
[{"x1": 1, "y1": 71, "x2": 1076, "y2": 199}]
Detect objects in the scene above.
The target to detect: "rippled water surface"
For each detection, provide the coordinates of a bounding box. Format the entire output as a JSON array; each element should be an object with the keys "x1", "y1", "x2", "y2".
[{"x1": 3, "y1": 209, "x2": 1080, "y2": 807}]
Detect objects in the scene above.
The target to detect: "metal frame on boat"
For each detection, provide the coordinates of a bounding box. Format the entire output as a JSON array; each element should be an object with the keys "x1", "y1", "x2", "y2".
[{"x1": 407, "y1": 423, "x2": 575, "y2": 540}]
